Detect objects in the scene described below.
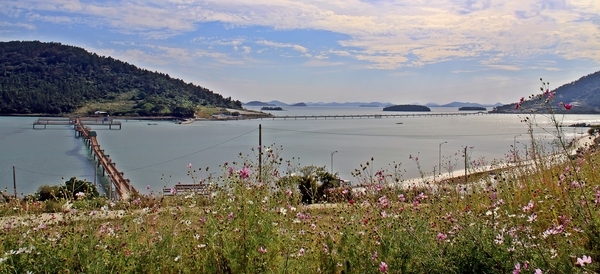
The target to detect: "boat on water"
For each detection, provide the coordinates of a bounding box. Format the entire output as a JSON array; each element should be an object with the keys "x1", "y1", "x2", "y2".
[{"x1": 177, "y1": 118, "x2": 195, "y2": 125}]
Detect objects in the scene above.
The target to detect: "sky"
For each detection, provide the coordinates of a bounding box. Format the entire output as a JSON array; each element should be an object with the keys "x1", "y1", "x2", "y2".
[{"x1": 1, "y1": 0, "x2": 599, "y2": 105}]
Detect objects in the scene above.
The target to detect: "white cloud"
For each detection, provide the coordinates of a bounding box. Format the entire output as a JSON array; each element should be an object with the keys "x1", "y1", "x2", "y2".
[
  {"x1": 0, "y1": 21, "x2": 36, "y2": 30},
  {"x1": 3, "y1": 0, "x2": 600, "y2": 70}
]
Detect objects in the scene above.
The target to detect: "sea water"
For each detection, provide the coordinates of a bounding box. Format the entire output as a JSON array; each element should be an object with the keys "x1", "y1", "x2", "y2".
[{"x1": 0, "y1": 107, "x2": 596, "y2": 196}]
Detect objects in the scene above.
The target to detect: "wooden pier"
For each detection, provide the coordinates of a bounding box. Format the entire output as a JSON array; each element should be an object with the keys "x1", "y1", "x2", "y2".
[
  {"x1": 74, "y1": 118, "x2": 135, "y2": 200},
  {"x1": 33, "y1": 117, "x2": 122, "y2": 129},
  {"x1": 32, "y1": 117, "x2": 134, "y2": 200},
  {"x1": 260, "y1": 111, "x2": 489, "y2": 120}
]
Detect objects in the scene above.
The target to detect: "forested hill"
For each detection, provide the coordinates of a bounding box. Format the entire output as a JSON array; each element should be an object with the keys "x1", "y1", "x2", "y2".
[
  {"x1": 491, "y1": 70, "x2": 600, "y2": 114},
  {"x1": 0, "y1": 41, "x2": 242, "y2": 117}
]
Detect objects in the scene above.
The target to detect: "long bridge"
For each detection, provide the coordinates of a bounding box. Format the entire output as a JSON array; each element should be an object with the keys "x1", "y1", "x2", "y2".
[
  {"x1": 32, "y1": 117, "x2": 135, "y2": 200},
  {"x1": 258, "y1": 111, "x2": 489, "y2": 120}
]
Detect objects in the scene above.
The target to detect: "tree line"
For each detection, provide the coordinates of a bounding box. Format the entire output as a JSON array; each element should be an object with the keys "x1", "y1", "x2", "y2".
[{"x1": 0, "y1": 41, "x2": 242, "y2": 117}]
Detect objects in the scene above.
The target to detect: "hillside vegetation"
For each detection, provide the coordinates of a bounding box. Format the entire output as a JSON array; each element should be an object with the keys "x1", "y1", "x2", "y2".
[
  {"x1": 492, "y1": 71, "x2": 600, "y2": 114},
  {"x1": 0, "y1": 41, "x2": 241, "y2": 117}
]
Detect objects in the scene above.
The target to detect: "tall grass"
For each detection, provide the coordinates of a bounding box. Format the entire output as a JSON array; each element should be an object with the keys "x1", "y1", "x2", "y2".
[{"x1": 1, "y1": 82, "x2": 599, "y2": 273}]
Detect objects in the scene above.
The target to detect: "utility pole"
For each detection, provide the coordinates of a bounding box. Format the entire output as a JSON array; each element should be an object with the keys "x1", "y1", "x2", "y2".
[
  {"x1": 13, "y1": 166, "x2": 17, "y2": 198},
  {"x1": 464, "y1": 146, "x2": 468, "y2": 184},
  {"x1": 258, "y1": 124, "x2": 262, "y2": 182}
]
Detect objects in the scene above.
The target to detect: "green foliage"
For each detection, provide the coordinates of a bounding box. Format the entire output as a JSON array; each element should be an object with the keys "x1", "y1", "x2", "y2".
[
  {"x1": 36, "y1": 184, "x2": 61, "y2": 201},
  {"x1": 295, "y1": 166, "x2": 341, "y2": 204},
  {"x1": 61, "y1": 177, "x2": 99, "y2": 199},
  {"x1": 0, "y1": 41, "x2": 242, "y2": 116}
]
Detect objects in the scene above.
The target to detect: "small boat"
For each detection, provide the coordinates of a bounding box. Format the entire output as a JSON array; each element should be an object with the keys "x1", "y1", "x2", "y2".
[
  {"x1": 177, "y1": 118, "x2": 195, "y2": 125},
  {"x1": 396, "y1": 122, "x2": 403, "y2": 124}
]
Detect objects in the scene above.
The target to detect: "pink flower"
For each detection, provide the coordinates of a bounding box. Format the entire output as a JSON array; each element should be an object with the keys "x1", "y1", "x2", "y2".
[
  {"x1": 258, "y1": 246, "x2": 267, "y2": 254},
  {"x1": 227, "y1": 212, "x2": 234, "y2": 221},
  {"x1": 227, "y1": 167, "x2": 234, "y2": 177},
  {"x1": 187, "y1": 163, "x2": 192, "y2": 168},
  {"x1": 437, "y1": 232, "x2": 448, "y2": 242},
  {"x1": 576, "y1": 255, "x2": 592, "y2": 266},
  {"x1": 371, "y1": 251, "x2": 378, "y2": 261},
  {"x1": 520, "y1": 97, "x2": 525, "y2": 103},
  {"x1": 535, "y1": 269, "x2": 543, "y2": 274},
  {"x1": 564, "y1": 103, "x2": 572, "y2": 110},
  {"x1": 379, "y1": 261, "x2": 388, "y2": 273},
  {"x1": 239, "y1": 166, "x2": 251, "y2": 179},
  {"x1": 513, "y1": 262, "x2": 521, "y2": 274}
]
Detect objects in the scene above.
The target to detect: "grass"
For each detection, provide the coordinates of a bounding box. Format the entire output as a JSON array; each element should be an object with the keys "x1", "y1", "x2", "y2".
[
  {"x1": 2, "y1": 84, "x2": 599, "y2": 273},
  {"x1": 1, "y1": 137, "x2": 600, "y2": 273}
]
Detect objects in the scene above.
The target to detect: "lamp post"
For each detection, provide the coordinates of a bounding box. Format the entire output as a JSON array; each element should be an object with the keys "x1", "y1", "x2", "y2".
[
  {"x1": 331, "y1": 151, "x2": 338, "y2": 174},
  {"x1": 438, "y1": 141, "x2": 447, "y2": 179},
  {"x1": 517, "y1": 142, "x2": 528, "y2": 162},
  {"x1": 513, "y1": 134, "x2": 521, "y2": 163}
]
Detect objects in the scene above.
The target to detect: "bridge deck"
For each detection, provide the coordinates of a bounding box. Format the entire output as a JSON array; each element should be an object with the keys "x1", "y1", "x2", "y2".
[
  {"x1": 33, "y1": 117, "x2": 122, "y2": 129},
  {"x1": 260, "y1": 111, "x2": 489, "y2": 120},
  {"x1": 74, "y1": 119, "x2": 134, "y2": 200}
]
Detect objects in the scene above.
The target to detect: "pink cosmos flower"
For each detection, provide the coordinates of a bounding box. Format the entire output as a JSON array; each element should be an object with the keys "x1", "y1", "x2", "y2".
[
  {"x1": 258, "y1": 246, "x2": 267, "y2": 254},
  {"x1": 227, "y1": 167, "x2": 234, "y2": 177},
  {"x1": 239, "y1": 166, "x2": 251, "y2": 179},
  {"x1": 576, "y1": 255, "x2": 592, "y2": 266},
  {"x1": 564, "y1": 103, "x2": 572, "y2": 110},
  {"x1": 437, "y1": 232, "x2": 448, "y2": 242},
  {"x1": 513, "y1": 262, "x2": 521, "y2": 274},
  {"x1": 187, "y1": 163, "x2": 192, "y2": 168},
  {"x1": 379, "y1": 261, "x2": 388, "y2": 273}
]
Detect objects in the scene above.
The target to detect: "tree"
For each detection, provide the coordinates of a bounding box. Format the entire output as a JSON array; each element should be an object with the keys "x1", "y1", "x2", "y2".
[{"x1": 60, "y1": 177, "x2": 99, "y2": 199}]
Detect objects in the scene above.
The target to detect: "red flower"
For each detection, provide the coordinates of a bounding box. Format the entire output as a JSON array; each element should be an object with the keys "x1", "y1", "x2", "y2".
[
  {"x1": 349, "y1": 199, "x2": 355, "y2": 205},
  {"x1": 564, "y1": 103, "x2": 573, "y2": 110}
]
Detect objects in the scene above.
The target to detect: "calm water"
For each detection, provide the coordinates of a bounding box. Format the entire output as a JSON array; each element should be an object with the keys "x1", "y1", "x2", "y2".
[{"x1": 1, "y1": 107, "x2": 596, "y2": 196}]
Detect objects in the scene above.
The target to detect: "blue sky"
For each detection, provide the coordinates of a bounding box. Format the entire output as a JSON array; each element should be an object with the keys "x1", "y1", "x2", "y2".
[{"x1": 1, "y1": 0, "x2": 599, "y2": 105}]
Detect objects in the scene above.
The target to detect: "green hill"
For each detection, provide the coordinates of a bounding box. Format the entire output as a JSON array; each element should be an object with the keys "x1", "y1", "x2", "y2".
[
  {"x1": 491, "y1": 71, "x2": 600, "y2": 114},
  {"x1": 0, "y1": 41, "x2": 241, "y2": 117}
]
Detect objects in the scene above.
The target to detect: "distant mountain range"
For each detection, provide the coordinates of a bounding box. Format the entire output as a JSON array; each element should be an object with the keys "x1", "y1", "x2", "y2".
[{"x1": 244, "y1": 100, "x2": 503, "y2": 108}]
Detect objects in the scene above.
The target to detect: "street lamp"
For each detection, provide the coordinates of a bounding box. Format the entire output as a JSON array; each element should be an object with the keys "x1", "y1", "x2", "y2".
[
  {"x1": 331, "y1": 151, "x2": 338, "y2": 173},
  {"x1": 517, "y1": 141, "x2": 528, "y2": 162},
  {"x1": 438, "y1": 141, "x2": 447, "y2": 179},
  {"x1": 513, "y1": 134, "x2": 521, "y2": 163}
]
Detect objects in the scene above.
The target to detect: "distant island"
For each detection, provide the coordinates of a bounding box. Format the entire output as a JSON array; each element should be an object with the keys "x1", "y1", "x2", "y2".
[
  {"x1": 359, "y1": 104, "x2": 380, "y2": 107},
  {"x1": 245, "y1": 101, "x2": 276, "y2": 106},
  {"x1": 261, "y1": 106, "x2": 283, "y2": 111},
  {"x1": 291, "y1": 102, "x2": 307, "y2": 107},
  {"x1": 458, "y1": 106, "x2": 487, "y2": 111},
  {"x1": 383, "y1": 105, "x2": 431, "y2": 112}
]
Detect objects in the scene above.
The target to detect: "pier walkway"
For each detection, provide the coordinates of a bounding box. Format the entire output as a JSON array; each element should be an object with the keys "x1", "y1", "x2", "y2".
[
  {"x1": 33, "y1": 117, "x2": 122, "y2": 129},
  {"x1": 74, "y1": 119, "x2": 135, "y2": 200},
  {"x1": 260, "y1": 111, "x2": 489, "y2": 120},
  {"x1": 32, "y1": 117, "x2": 134, "y2": 200}
]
